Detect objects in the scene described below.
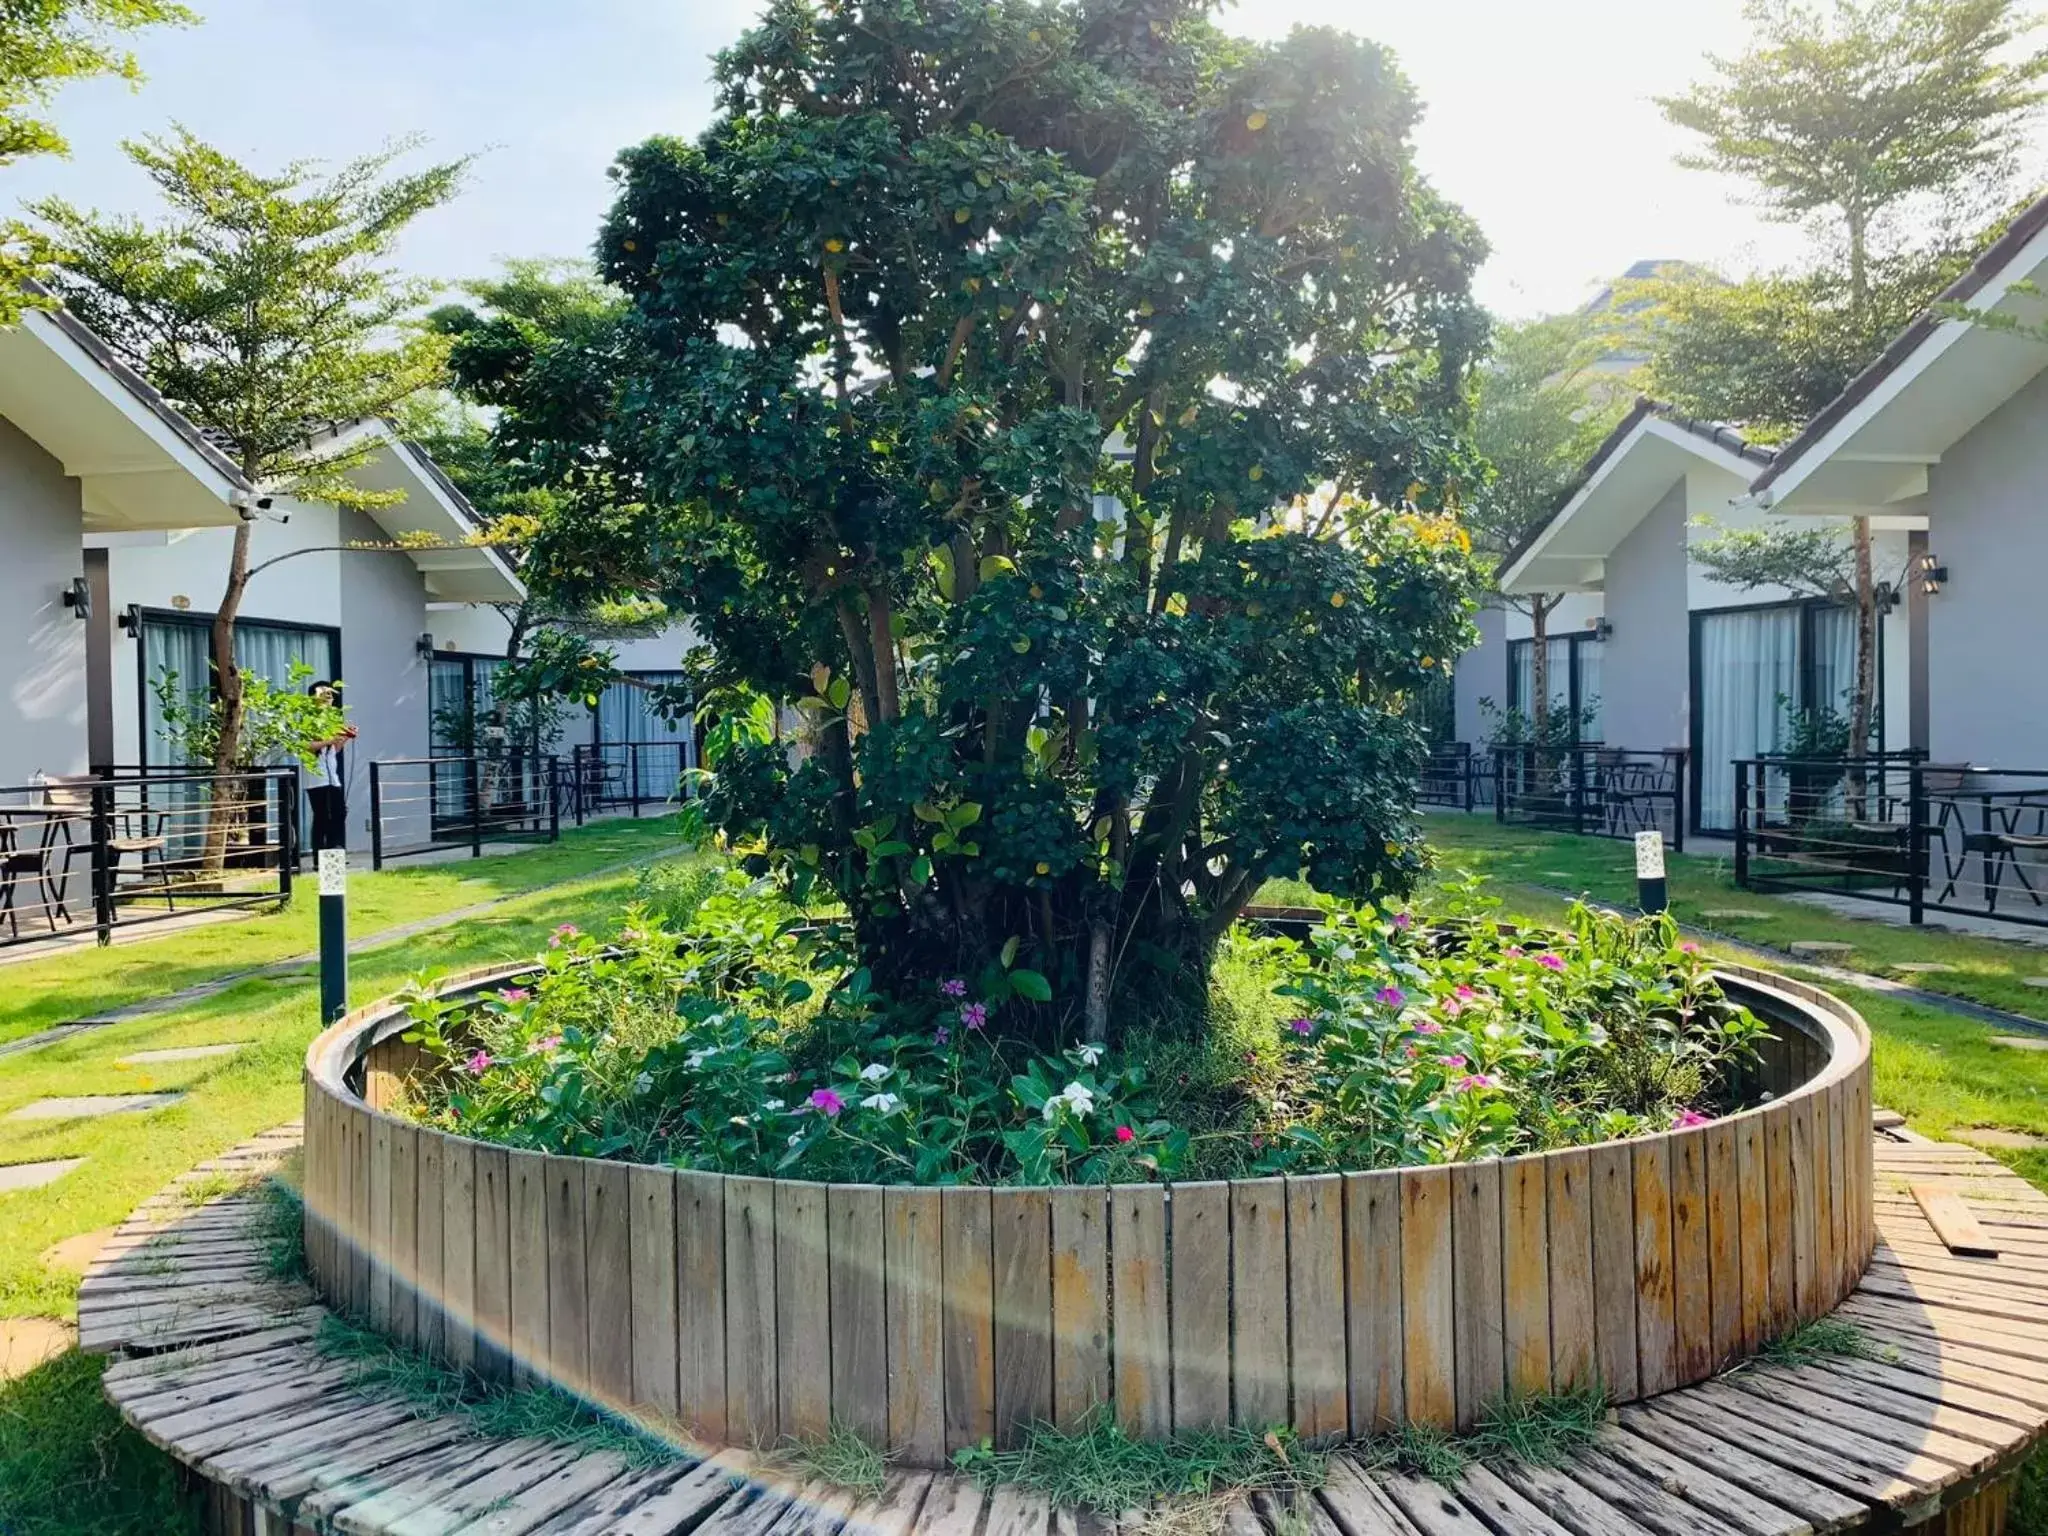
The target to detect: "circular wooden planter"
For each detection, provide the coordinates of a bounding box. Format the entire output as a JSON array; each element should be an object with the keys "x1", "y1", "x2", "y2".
[{"x1": 301, "y1": 961, "x2": 1872, "y2": 1466}]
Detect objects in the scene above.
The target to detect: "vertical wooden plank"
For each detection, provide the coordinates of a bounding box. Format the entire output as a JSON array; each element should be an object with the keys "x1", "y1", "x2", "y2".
[
  {"x1": 829, "y1": 1185, "x2": 887, "y2": 1446},
  {"x1": 1048, "y1": 1186, "x2": 1109, "y2": 1431},
  {"x1": 676, "y1": 1171, "x2": 726, "y2": 1444},
  {"x1": 1344, "y1": 1170, "x2": 1403, "y2": 1434},
  {"x1": 1704, "y1": 1120, "x2": 1742, "y2": 1371},
  {"x1": 368, "y1": 1113, "x2": 393, "y2": 1332},
  {"x1": 585, "y1": 1159, "x2": 633, "y2": 1411},
  {"x1": 990, "y1": 1188, "x2": 1053, "y2": 1448},
  {"x1": 775, "y1": 1179, "x2": 831, "y2": 1442},
  {"x1": 1400, "y1": 1166, "x2": 1454, "y2": 1430},
  {"x1": 1855, "y1": 1067, "x2": 1874, "y2": 1268},
  {"x1": 545, "y1": 1155, "x2": 591, "y2": 1390},
  {"x1": 348, "y1": 1105, "x2": 370, "y2": 1315},
  {"x1": 724, "y1": 1175, "x2": 778, "y2": 1447},
  {"x1": 387, "y1": 1122, "x2": 419, "y2": 1350},
  {"x1": 1829, "y1": 1078, "x2": 1852, "y2": 1300},
  {"x1": 471, "y1": 1144, "x2": 510, "y2": 1385},
  {"x1": 1110, "y1": 1184, "x2": 1169, "y2": 1439},
  {"x1": 441, "y1": 1136, "x2": 477, "y2": 1374},
  {"x1": 1669, "y1": 1127, "x2": 1712, "y2": 1385},
  {"x1": 1789, "y1": 1094, "x2": 1819, "y2": 1322},
  {"x1": 414, "y1": 1130, "x2": 444, "y2": 1360},
  {"x1": 1632, "y1": 1137, "x2": 1678, "y2": 1398},
  {"x1": 1286, "y1": 1174, "x2": 1346, "y2": 1437},
  {"x1": 1451, "y1": 1159, "x2": 1505, "y2": 1430},
  {"x1": 1168, "y1": 1181, "x2": 1230, "y2": 1433},
  {"x1": 628, "y1": 1164, "x2": 679, "y2": 1419},
  {"x1": 1812, "y1": 1083, "x2": 1839, "y2": 1312},
  {"x1": 942, "y1": 1185, "x2": 995, "y2": 1454},
  {"x1": 1589, "y1": 1143, "x2": 1638, "y2": 1401},
  {"x1": 884, "y1": 1186, "x2": 943, "y2": 1464},
  {"x1": 1501, "y1": 1154, "x2": 1550, "y2": 1399},
  {"x1": 1230, "y1": 1180, "x2": 1288, "y2": 1429},
  {"x1": 506, "y1": 1150, "x2": 550, "y2": 1389},
  {"x1": 1738, "y1": 1111, "x2": 1775, "y2": 1351},
  {"x1": 1545, "y1": 1149, "x2": 1594, "y2": 1392}
]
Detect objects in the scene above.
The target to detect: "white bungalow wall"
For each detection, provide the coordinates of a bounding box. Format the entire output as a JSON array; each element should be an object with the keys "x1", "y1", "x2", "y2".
[{"x1": 0, "y1": 417, "x2": 91, "y2": 786}]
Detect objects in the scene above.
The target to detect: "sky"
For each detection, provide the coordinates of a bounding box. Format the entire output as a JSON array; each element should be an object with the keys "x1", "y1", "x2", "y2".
[{"x1": 0, "y1": 0, "x2": 1959, "y2": 321}]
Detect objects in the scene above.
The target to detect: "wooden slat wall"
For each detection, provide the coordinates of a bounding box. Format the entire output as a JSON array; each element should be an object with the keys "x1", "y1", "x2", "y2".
[{"x1": 297, "y1": 965, "x2": 1877, "y2": 1467}]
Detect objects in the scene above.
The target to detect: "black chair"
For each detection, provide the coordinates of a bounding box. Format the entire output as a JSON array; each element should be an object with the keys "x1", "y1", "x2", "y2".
[{"x1": 45, "y1": 774, "x2": 178, "y2": 915}]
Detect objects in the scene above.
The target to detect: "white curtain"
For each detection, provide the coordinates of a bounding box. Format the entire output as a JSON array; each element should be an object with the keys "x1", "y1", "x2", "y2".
[
  {"x1": 1577, "y1": 641, "x2": 1604, "y2": 743},
  {"x1": 1510, "y1": 639, "x2": 1573, "y2": 722},
  {"x1": 596, "y1": 672, "x2": 693, "y2": 799},
  {"x1": 1697, "y1": 608, "x2": 1801, "y2": 830},
  {"x1": 1808, "y1": 605, "x2": 1858, "y2": 728}
]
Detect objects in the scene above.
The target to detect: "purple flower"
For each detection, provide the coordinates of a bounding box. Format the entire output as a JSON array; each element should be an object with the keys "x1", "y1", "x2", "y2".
[
  {"x1": 1672, "y1": 1108, "x2": 1712, "y2": 1129},
  {"x1": 1288, "y1": 1016, "x2": 1316, "y2": 1036},
  {"x1": 1454, "y1": 985, "x2": 1477, "y2": 1001},
  {"x1": 465, "y1": 1049, "x2": 492, "y2": 1076},
  {"x1": 1455, "y1": 1072, "x2": 1503, "y2": 1092},
  {"x1": 940, "y1": 978, "x2": 968, "y2": 999},
  {"x1": 1442, "y1": 1053, "x2": 1468, "y2": 1069},
  {"x1": 499, "y1": 987, "x2": 531, "y2": 1004},
  {"x1": 960, "y1": 1002, "x2": 988, "y2": 1030},
  {"x1": 1536, "y1": 953, "x2": 1566, "y2": 971},
  {"x1": 808, "y1": 1088, "x2": 845, "y2": 1117},
  {"x1": 933, "y1": 1025, "x2": 951, "y2": 1046},
  {"x1": 1374, "y1": 986, "x2": 1405, "y2": 1009},
  {"x1": 1392, "y1": 911, "x2": 1413, "y2": 931},
  {"x1": 1411, "y1": 1018, "x2": 1444, "y2": 1035}
]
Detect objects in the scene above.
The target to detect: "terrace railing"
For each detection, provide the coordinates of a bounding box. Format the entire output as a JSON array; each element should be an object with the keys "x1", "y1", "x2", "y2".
[
  {"x1": 368, "y1": 754, "x2": 559, "y2": 870},
  {"x1": 1734, "y1": 757, "x2": 2048, "y2": 927},
  {"x1": 566, "y1": 740, "x2": 691, "y2": 823},
  {"x1": 1419, "y1": 743, "x2": 1494, "y2": 811},
  {"x1": 0, "y1": 766, "x2": 297, "y2": 948},
  {"x1": 1492, "y1": 745, "x2": 1688, "y2": 850}
]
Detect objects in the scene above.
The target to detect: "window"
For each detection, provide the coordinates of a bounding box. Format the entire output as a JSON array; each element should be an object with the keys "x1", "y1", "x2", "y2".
[
  {"x1": 1690, "y1": 599, "x2": 1863, "y2": 833},
  {"x1": 138, "y1": 611, "x2": 340, "y2": 768},
  {"x1": 1506, "y1": 633, "x2": 1604, "y2": 743},
  {"x1": 593, "y1": 671, "x2": 696, "y2": 800}
]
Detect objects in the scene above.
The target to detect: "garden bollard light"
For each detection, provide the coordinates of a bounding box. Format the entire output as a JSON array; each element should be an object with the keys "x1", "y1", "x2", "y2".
[
  {"x1": 318, "y1": 846, "x2": 348, "y2": 1025},
  {"x1": 1635, "y1": 830, "x2": 1668, "y2": 915}
]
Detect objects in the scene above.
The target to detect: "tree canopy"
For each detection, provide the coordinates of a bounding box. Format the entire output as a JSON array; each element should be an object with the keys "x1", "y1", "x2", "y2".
[{"x1": 508, "y1": 0, "x2": 1486, "y2": 1036}]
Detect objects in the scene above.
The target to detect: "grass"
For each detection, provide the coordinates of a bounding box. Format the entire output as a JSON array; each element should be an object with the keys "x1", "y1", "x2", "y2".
[
  {"x1": 953, "y1": 1416, "x2": 1325, "y2": 1512},
  {"x1": 0, "y1": 1351, "x2": 198, "y2": 1536},
  {"x1": 1752, "y1": 1318, "x2": 1894, "y2": 1369},
  {"x1": 251, "y1": 1165, "x2": 306, "y2": 1283},
  {"x1": 773, "y1": 1421, "x2": 892, "y2": 1496},
  {"x1": 0, "y1": 815, "x2": 687, "y2": 1048}
]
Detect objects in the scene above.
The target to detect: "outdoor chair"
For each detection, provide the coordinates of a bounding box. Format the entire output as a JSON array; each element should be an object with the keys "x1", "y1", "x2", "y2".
[
  {"x1": 1921, "y1": 765, "x2": 2048, "y2": 912},
  {"x1": 0, "y1": 802, "x2": 66, "y2": 938},
  {"x1": 43, "y1": 774, "x2": 178, "y2": 915}
]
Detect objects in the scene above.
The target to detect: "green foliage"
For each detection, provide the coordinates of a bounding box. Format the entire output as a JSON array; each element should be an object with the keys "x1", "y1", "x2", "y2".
[
  {"x1": 952, "y1": 1414, "x2": 1324, "y2": 1513},
  {"x1": 0, "y1": 1350, "x2": 197, "y2": 1536},
  {"x1": 486, "y1": 0, "x2": 1487, "y2": 1017},
  {"x1": 1351, "y1": 1422, "x2": 1468, "y2": 1483},
  {"x1": 1465, "y1": 1386, "x2": 1608, "y2": 1469},
  {"x1": 251, "y1": 1172, "x2": 306, "y2": 1284},
  {"x1": 1753, "y1": 1316, "x2": 1893, "y2": 1367},
  {"x1": 31, "y1": 129, "x2": 467, "y2": 499},
  {"x1": 148, "y1": 659, "x2": 347, "y2": 771},
  {"x1": 774, "y1": 1421, "x2": 892, "y2": 1495},
  {"x1": 1691, "y1": 519, "x2": 1858, "y2": 597}
]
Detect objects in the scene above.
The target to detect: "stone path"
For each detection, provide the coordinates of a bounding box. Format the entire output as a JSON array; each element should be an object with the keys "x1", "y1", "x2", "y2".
[
  {"x1": 0, "y1": 1157, "x2": 84, "y2": 1192},
  {"x1": 7, "y1": 1093, "x2": 184, "y2": 1121},
  {"x1": 115, "y1": 1044, "x2": 246, "y2": 1065}
]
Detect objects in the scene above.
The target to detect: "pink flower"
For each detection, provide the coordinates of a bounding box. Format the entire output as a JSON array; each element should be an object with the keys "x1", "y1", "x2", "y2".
[
  {"x1": 1374, "y1": 987, "x2": 1405, "y2": 1009},
  {"x1": 1680, "y1": 942, "x2": 1700, "y2": 954},
  {"x1": 1288, "y1": 1017, "x2": 1315, "y2": 1036},
  {"x1": 1536, "y1": 953, "x2": 1566, "y2": 971},
  {"x1": 1392, "y1": 911, "x2": 1413, "y2": 931},
  {"x1": 1455, "y1": 1073, "x2": 1503, "y2": 1092},
  {"x1": 528, "y1": 1034, "x2": 562, "y2": 1056},
  {"x1": 465, "y1": 1050, "x2": 492, "y2": 1076},
  {"x1": 1441, "y1": 998, "x2": 1463, "y2": 1018},
  {"x1": 1672, "y1": 1108, "x2": 1712, "y2": 1129},
  {"x1": 960, "y1": 1002, "x2": 988, "y2": 1030},
  {"x1": 499, "y1": 987, "x2": 531, "y2": 1004},
  {"x1": 808, "y1": 1088, "x2": 845, "y2": 1117},
  {"x1": 1503, "y1": 946, "x2": 1524, "y2": 958},
  {"x1": 1404, "y1": 1043, "x2": 1422, "y2": 1058},
  {"x1": 940, "y1": 978, "x2": 968, "y2": 999},
  {"x1": 1411, "y1": 1018, "x2": 1444, "y2": 1035},
  {"x1": 1442, "y1": 1053, "x2": 1467, "y2": 1069},
  {"x1": 1455, "y1": 985, "x2": 1477, "y2": 1001},
  {"x1": 548, "y1": 923, "x2": 581, "y2": 949},
  {"x1": 1114, "y1": 1125, "x2": 1136, "y2": 1144},
  {"x1": 933, "y1": 1025, "x2": 951, "y2": 1046}
]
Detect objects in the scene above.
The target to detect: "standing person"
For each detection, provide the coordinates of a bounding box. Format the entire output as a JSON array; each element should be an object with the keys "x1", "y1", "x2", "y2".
[{"x1": 305, "y1": 680, "x2": 357, "y2": 852}]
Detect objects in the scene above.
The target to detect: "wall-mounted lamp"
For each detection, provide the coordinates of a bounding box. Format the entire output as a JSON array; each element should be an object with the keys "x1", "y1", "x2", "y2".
[
  {"x1": 1590, "y1": 617, "x2": 1614, "y2": 641},
  {"x1": 116, "y1": 603, "x2": 142, "y2": 637},
  {"x1": 1918, "y1": 552, "x2": 1949, "y2": 596},
  {"x1": 415, "y1": 632, "x2": 436, "y2": 659},
  {"x1": 59, "y1": 576, "x2": 91, "y2": 621}
]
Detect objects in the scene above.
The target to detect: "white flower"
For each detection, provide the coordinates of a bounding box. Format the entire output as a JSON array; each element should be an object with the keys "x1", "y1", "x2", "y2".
[
  {"x1": 763, "y1": 1098, "x2": 785, "y2": 1112},
  {"x1": 859, "y1": 1061, "x2": 891, "y2": 1083},
  {"x1": 1042, "y1": 1081, "x2": 1097, "y2": 1122},
  {"x1": 1483, "y1": 1022, "x2": 1505, "y2": 1041},
  {"x1": 1075, "y1": 1043, "x2": 1104, "y2": 1067},
  {"x1": 861, "y1": 1091, "x2": 904, "y2": 1115},
  {"x1": 633, "y1": 1071, "x2": 654, "y2": 1096},
  {"x1": 686, "y1": 1048, "x2": 715, "y2": 1070}
]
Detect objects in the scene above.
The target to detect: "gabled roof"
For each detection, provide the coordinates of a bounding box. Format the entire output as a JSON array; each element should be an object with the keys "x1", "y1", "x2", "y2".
[
  {"x1": 1497, "y1": 398, "x2": 1771, "y2": 596},
  {"x1": 1753, "y1": 191, "x2": 2048, "y2": 510}
]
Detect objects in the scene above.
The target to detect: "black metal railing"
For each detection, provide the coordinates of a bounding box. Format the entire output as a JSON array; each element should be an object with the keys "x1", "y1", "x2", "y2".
[
  {"x1": 0, "y1": 766, "x2": 297, "y2": 948},
  {"x1": 1734, "y1": 757, "x2": 2048, "y2": 926},
  {"x1": 567, "y1": 740, "x2": 692, "y2": 823},
  {"x1": 369, "y1": 755, "x2": 560, "y2": 870},
  {"x1": 1492, "y1": 745, "x2": 1688, "y2": 850},
  {"x1": 1419, "y1": 744, "x2": 1495, "y2": 811}
]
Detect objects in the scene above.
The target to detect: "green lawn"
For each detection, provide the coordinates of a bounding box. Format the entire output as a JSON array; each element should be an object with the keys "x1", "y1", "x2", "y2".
[{"x1": 0, "y1": 816, "x2": 687, "y2": 1047}]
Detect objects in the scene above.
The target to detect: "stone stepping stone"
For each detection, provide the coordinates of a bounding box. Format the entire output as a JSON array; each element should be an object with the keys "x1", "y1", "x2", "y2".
[
  {"x1": 1788, "y1": 940, "x2": 1854, "y2": 958},
  {"x1": 40, "y1": 1226, "x2": 114, "y2": 1272},
  {"x1": 116, "y1": 1044, "x2": 247, "y2": 1065},
  {"x1": 0, "y1": 1158, "x2": 85, "y2": 1193},
  {"x1": 1702, "y1": 909, "x2": 1774, "y2": 920},
  {"x1": 1992, "y1": 1035, "x2": 2048, "y2": 1052},
  {"x1": 1955, "y1": 1126, "x2": 2048, "y2": 1151},
  {"x1": 2026, "y1": 978, "x2": 2048, "y2": 990},
  {"x1": 6, "y1": 1093, "x2": 184, "y2": 1121},
  {"x1": 1890, "y1": 962, "x2": 1956, "y2": 975}
]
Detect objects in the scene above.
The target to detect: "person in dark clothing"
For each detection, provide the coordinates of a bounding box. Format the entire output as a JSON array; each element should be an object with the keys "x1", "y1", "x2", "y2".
[{"x1": 305, "y1": 680, "x2": 356, "y2": 851}]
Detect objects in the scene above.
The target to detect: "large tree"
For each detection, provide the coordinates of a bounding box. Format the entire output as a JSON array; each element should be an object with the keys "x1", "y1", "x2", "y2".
[
  {"x1": 1653, "y1": 0, "x2": 2048, "y2": 768},
  {"x1": 33, "y1": 129, "x2": 466, "y2": 863},
  {"x1": 519, "y1": 0, "x2": 1486, "y2": 1039}
]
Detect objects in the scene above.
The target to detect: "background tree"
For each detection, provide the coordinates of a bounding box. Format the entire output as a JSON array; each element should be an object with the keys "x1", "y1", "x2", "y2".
[
  {"x1": 1648, "y1": 0, "x2": 2048, "y2": 769},
  {"x1": 1468, "y1": 313, "x2": 1629, "y2": 744},
  {"x1": 509, "y1": 0, "x2": 1486, "y2": 1041},
  {"x1": 32, "y1": 128, "x2": 466, "y2": 864},
  {"x1": 1, "y1": 0, "x2": 192, "y2": 321}
]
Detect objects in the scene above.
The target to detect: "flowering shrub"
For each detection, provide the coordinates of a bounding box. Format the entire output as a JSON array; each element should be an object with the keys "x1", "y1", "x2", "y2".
[{"x1": 398, "y1": 871, "x2": 1767, "y2": 1184}]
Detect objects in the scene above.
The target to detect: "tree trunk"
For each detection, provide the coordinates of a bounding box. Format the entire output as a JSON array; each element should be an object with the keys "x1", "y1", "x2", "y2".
[
  {"x1": 1849, "y1": 515, "x2": 1877, "y2": 818},
  {"x1": 1529, "y1": 596, "x2": 1553, "y2": 744},
  {"x1": 201, "y1": 515, "x2": 256, "y2": 877},
  {"x1": 1845, "y1": 203, "x2": 1869, "y2": 328}
]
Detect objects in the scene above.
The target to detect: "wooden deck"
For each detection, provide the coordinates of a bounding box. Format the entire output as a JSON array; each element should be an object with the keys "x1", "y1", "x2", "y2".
[{"x1": 79, "y1": 1123, "x2": 2048, "y2": 1536}]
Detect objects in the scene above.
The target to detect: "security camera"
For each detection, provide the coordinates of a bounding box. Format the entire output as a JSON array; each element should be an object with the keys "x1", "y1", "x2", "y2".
[{"x1": 229, "y1": 490, "x2": 278, "y2": 520}]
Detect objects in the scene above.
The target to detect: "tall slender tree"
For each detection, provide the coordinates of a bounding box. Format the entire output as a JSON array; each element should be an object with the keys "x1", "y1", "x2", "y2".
[{"x1": 33, "y1": 129, "x2": 466, "y2": 863}]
